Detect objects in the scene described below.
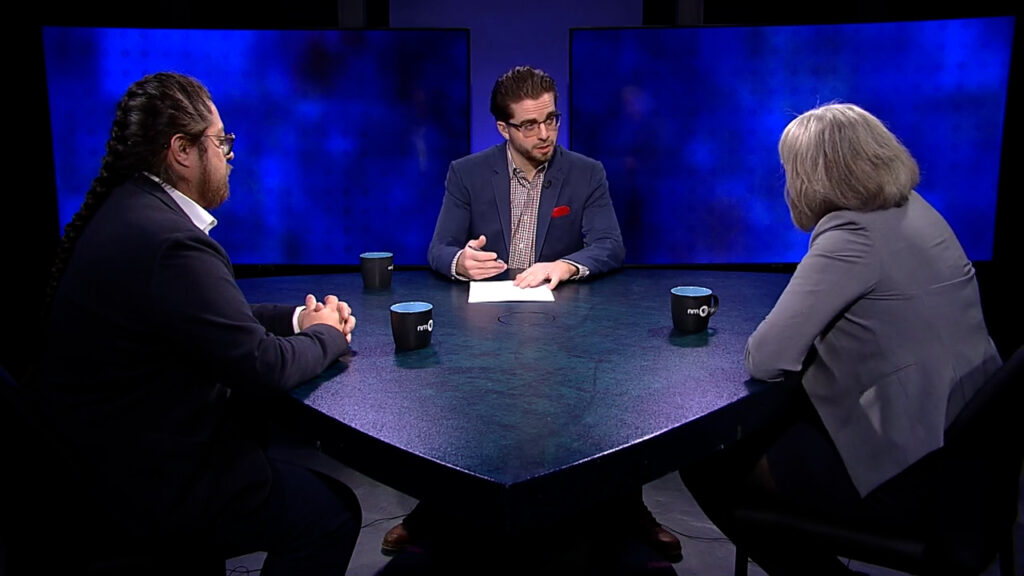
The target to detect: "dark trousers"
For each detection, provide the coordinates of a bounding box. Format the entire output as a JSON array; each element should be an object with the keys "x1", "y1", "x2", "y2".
[
  {"x1": 679, "y1": 387, "x2": 932, "y2": 576},
  {"x1": 212, "y1": 457, "x2": 362, "y2": 576},
  {"x1": 402, "y1": 486, "x2": 652, "y2": 536},
  {"x1": 388, "y1": 487, "x2": 673, "y2": 576}
]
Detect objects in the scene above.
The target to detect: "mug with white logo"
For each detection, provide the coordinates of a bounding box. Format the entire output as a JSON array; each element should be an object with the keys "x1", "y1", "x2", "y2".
[
  {"x1": 390, "y1": 301, "x2": 433, "y2": 351},
  {"x1": 670, "y1": 286, "x2": 719, "y2": 333}
]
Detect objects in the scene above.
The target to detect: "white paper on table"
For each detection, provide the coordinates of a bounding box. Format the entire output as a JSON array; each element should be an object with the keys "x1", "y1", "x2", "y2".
[{"x1": 468, "y1": 280, "x2": 556, "y2": 303}]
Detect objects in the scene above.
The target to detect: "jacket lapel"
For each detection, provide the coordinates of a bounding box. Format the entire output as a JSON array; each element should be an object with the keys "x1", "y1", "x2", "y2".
[
  {"x1": 490, "y1": 145, "x2": 513, "y2": 255},
  {"x1": 535, "y1": 146, "x2": 565, "y2": 261}
]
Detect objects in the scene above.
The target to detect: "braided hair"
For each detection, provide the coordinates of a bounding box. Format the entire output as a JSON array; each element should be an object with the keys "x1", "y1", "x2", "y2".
[{"x1": 44, "y1": 72, "x2": 214, "y2": 310}]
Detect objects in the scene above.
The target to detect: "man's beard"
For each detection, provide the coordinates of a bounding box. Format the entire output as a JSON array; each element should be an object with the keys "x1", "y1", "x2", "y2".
[
  {"x1": 511, "y1": 136, "x2": 554, "y2": 167},
  {"x1": 197, "y1": 154, "x2": 230, "y2": 210}
]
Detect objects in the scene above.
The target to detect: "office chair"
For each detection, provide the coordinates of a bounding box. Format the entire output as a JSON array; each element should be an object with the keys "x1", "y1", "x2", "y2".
[
  {"x1": 1, "y1": 363, "x2": 65, "y2": 575},
  {"x1": 1, "y1": 365, "x2": 223, "y2": 576},
  {"x1": 1, "y1": 363, "x2": 17, "y2": 575},
  {"x1": 732, "y1": 346, "x2": 1023, "y2": 576}
]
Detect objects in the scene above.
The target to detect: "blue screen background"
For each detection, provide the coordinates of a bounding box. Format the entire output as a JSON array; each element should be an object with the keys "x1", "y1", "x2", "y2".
[
  {"x1": 570, "y1": 17, "x2": 1014, "y2": 264},
  {"x1": 43, "y1": 26, "x2": 470, "y2": 266}
]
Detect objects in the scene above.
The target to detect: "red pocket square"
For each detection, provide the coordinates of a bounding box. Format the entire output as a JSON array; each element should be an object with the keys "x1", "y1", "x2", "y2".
[{"x1": 551, "y1": 205, "x2": 571, "y2": 218}]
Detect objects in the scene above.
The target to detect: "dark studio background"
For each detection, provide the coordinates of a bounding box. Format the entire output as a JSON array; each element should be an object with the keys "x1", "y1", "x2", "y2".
[
  {"x1": 5, "y1": 1, "x2": 1019, "y2": 384},
  {"x1": 41, "y1": 26, "x2": 473, "y2": 267},
  {"x1": 570, "y1": 18, "x2": 1013, "y2": 265}
]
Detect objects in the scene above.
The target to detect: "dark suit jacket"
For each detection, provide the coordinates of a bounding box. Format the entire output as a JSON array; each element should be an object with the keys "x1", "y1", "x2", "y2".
[
  {"x1": 33, "y1": 175, "x2": 349, "y2": 543},
  {"x1": 427, "y1": 144, "x2": 625, "y2": 277}
]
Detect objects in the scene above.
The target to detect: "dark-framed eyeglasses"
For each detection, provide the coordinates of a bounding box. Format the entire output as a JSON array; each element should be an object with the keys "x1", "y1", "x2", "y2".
[
  {"x1": 203, "y1": 133, "x2": 236, "y2": 156},
  {"x1": 505, "y1": 113, "x2": 561, "y2": 136}
]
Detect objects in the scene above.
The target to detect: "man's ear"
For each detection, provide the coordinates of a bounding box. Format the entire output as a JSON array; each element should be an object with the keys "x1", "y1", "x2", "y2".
[
  {"x1": 496, "y1": 122, "x2": 510, "y2": 141},
  {"x1": 168, "y1": 134, "x2": 193, "y2": 168}
]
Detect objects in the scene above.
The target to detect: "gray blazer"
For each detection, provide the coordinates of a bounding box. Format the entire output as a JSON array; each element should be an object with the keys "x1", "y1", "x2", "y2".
[{"x1": 745, "y1": 191, "x2": 1001, "y2": 496}]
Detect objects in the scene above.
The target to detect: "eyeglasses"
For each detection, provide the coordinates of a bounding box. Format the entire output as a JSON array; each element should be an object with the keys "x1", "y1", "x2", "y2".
[
  {"x1": 505, "y1": 113, "x2": 561, "y2": 136},
  {"x1": 203, "y1": 133, "x2": 236, "y2": 156}
]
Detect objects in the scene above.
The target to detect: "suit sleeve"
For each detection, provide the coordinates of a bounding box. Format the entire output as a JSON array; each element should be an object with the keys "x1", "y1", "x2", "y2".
[
  {"x1": 251, "y1": 303, "x2": 298, "y2": 336},
  {"x1": 745, "y1": 215, "x2": 877, "y2": 381},
  {"x1": 563, "y1": 160, "x2": 625, "y2": 275},
  {"x1": 427, "y1": 161, "x2": 472, "y2": 277},
  {"x1": 151, "y1": 232, "x2": 349, "y2": 393}
]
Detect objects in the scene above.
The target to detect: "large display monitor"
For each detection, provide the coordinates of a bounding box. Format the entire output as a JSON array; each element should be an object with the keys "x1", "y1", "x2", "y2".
[
  {"x1": 570, "y1": 17, "x2": 1015, "y2": 264},
  {"x1": 43, "y1": 26, "x2": 470, "y2": 267}
]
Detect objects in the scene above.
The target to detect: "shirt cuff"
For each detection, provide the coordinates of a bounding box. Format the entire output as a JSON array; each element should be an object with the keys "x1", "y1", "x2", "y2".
[
  {"x1": 292, "y1": 305, "x2": 305, "y2": 333},
  {"x1": 451, "y1": 249, "x2": 469, "y2": 281}
]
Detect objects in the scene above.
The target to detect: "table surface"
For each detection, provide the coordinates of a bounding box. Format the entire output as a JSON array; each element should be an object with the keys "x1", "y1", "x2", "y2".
[{"x1": 238, "y1": 267, "x2": 796, "y2": 529}]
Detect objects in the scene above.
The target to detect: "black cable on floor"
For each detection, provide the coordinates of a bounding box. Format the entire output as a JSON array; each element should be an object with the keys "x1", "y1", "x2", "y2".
[
  {"x1": 661, "y1": 521, "x2": 732, "y2": 544},
  {"x1": 361, "y1": 511, "x2": 411, "y2": 530}
]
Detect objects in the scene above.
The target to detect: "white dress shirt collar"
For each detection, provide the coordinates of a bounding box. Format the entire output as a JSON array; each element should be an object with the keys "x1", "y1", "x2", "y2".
[{"x1": 142, "y1": 172, "x2": 218, "y2": 235}]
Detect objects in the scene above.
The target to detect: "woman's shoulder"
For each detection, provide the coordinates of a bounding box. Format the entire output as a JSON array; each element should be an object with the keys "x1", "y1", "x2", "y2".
[{"x1": 814, "y1": 193, "x2": 922, "y2": 237}]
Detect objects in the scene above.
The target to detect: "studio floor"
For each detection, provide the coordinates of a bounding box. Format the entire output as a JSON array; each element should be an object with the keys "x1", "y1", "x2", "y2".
[{"x1": 225, "y1": 465, "x2": 1024, "y2": 576}]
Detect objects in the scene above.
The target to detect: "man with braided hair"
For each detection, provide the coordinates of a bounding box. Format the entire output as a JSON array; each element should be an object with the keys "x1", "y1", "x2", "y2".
[{"x1": 31, "y1": 72, "x2": 361, "y2": 574}]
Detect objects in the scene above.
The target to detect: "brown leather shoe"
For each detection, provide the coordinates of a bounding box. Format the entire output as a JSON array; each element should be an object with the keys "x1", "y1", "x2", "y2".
[
  {"x1": 647, "y1": 521, "x2": 682, "y2": 562},
  {"x1": 381, "y1": 522, "x2": 410, "y2": 556}
]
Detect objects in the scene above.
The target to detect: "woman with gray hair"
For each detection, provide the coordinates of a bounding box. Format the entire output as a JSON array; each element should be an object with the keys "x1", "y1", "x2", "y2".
[{"x1": 679, "y1": 102, "x2": 1001, "y2": 575}]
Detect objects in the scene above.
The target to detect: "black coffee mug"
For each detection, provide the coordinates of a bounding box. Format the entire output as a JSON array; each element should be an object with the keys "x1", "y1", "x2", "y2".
[
  {"x1": 361, "y1": 251, "x2": 393, "y2": 289},
  {"x1": 670, "y1": 286, "x2": 719, "y2": 333},
  {"x1": 390, "y1": 301, "x2": 433, "y2": 351}
]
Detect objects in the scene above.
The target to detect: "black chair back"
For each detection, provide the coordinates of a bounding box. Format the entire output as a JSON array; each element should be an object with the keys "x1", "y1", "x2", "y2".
[
  {"x1": 1, "y1": 364, "x2": 66, "y2": 574},
  {"x1": 928, "y1": 346, "x2": 1023, "y2": 575},
  {"x1": 733, "y1": 346, "x2": 1023, "y2": 576}
]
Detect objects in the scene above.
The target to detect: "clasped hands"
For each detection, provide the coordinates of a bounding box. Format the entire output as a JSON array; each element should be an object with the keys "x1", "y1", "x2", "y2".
[
  {"x1": 456, "y1": 234, "x2": 576, "y2": 289},
  {"x1": 299, "y1": 294, "x2": 356, "y2": 342}
]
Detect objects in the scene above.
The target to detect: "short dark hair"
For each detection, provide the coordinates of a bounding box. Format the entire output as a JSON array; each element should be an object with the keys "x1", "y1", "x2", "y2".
[
  {"x1": 780, "y1": 102, "x2": 919, "y2": 231},
  {"x1": 489, "y1": 66, "x2": 557, "y2": 123}
]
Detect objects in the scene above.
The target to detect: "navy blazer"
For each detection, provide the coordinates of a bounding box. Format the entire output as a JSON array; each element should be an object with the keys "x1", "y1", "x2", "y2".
[
  {"x1": 34, "y1": 175, "x2": 349, "y2": 538},
  {"x1": 428, "y1": 144, "x2": 625, "y2": 277}
]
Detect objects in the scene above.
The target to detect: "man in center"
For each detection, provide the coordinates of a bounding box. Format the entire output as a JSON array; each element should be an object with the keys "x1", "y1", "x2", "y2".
[
  {"x1": 386, "y1": 65, "x2": 680, "y2": 562},
  {"x1": 427, "y1": 65, "x2": 625, "y2": 288}
]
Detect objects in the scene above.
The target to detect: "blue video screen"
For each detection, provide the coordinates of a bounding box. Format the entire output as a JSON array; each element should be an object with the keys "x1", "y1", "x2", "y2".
[
  {"x1": 570, "y1": 17, "x2": 1015, "y2": 264},
  {"x1": 43, "y1": 26, "x2": 470, "y2": 266}
]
